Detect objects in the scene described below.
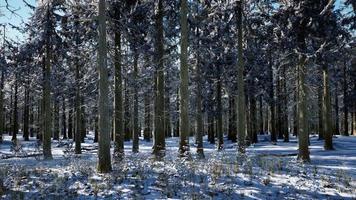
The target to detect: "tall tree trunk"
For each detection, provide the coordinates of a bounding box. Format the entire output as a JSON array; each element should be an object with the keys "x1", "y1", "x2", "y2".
[
  {"x1": 250, "y1": 92, "x2": 258, "y2": 144},
  {"x1": 269, "y1": 58, "x2": 276, "y2": 143},
  {"x1": 318, "y1": 85, "x2": 324, "y2": 140},
  {"x1": 174, "y1": 87, "x2": 180, "y2": 137},
  {"x1": 75, "y1": 62, "x2": 82, "y2": 154},
  {"x1": 297, "y1": 55, "x2": 310, "y2": 162},
  {"x1": 334, "y1": 82, "x2": 340, "y2": 135},
  {"x1": 144, "y1": 92, "x2": 151, "y2": 141},
  {"x1": 68, "y1": 107, "x2": 73, "y2": 139},
  {"x1": 124, "y1": 80, "x2": 131, "y2": 141},
  {"x1": 323, "y1": 66, "x2": 333, "y2": 150},
  {"x1": 81, "y1": 99, "x2": 86, "y2": 142},
  {"x1": 179, "y1": 0, "x2": 189, "y2": 156},
  {"x1": 23, "y1": 84, "x2": 30, "y2": 141},
  {"x1": 228, "y1": 95, "x2": 237, "y2": 141},
  {"x1": 153, "y1": 0, "x2": 165, "y2": 155},
  {"x1": 195, "y1": 31, "x2": 204, "y2": 157},
  {"x1": 62, "y1": 97, "x2": 67, "y2": 139},
  {"x1": 259, "y1": 95, "x2": 264, "y2": 135},
  {"x1": 12, "y1": 79, "x2": 18, "y2": 141},
  {"x1": 236, "y1": 0, "x2": 246, "y2": 153},
  {"x1": 164, "y1": 76, "x2": 171, "y2": 138},
  {"x1": 0, "y1": 70, "x2": 4, "y2": 142},
  {"x1": 216, "y1": 70, "x2": 223, "y2": 150},
  {"x1": 282, "y1": 65, "x2": 289, "y2": 142},
  {"x1": 343, "y1": 61, "x2": 349, "y2": 136},
  {"x1": 132, "y1": 51, "x2": 139, "y2": 153},
  {"x1": 53, "y1": 98, "x2": 59, "y2": 140},
  {"x1": 97, "y1": 0, "x2": 112, "y2": 173},
  {"x1": 114, "y1": 30, "x2": 124, "y2": 156},
  {"x1": 94, "y1": 115, "x2": 98, "y2": 143}
]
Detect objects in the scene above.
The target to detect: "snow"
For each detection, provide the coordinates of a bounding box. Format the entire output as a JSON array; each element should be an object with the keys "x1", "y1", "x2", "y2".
[{"x1": 0, "y1": 133, "x2": 355, "y2": 199}]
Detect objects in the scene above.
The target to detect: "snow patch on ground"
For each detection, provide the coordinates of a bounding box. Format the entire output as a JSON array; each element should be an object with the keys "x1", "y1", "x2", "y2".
[{"x1": 0, "y1": 134, "x2": 355, "y2": 199}]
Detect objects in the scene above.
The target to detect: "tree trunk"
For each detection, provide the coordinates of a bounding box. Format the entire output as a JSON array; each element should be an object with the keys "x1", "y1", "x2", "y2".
[
  {"x1": 124, "y1": 80, "x2": 131, "y2": 141},
  {"x1": 62, "y1": 97, "x2": 67, "y2": 139},
  {"x1": 228, "y1": 95, "x2": 237, "y2": 141},
  {"x1": 282, "y1": 65, "x2": 289, "y2": 142},
  {"x1": 23, "y1": 85, "x2": 30, "y2": 141},
  {"x1": 12, "y1": 79, "x2": 18, "y2": 141},
  {"x1": 144, "y1": 92, "x2": 151, "y2": 141},
  {"x1": 216, "y1": 70, "x2": 223, "y2": 150},
  {"x1": 343, "y1": 61, "x2": 349, "y2": 136},
  {"x1": 236, "y1": 0, "x2": 246, "y2": 153},
  {"x1": 196, "y1": 33, "x2": 204, "y2": 157},
  {"x1": 179, "y1": 0, "x2": 189, "y2": 156},
  {"x1": 68, "y1": 107, "x2": 73, "y2": 139},
  {"x1": 318, "y1": 84, "x2": 324, "y2": 140},
  {"x1": 114, "y1": 30, "x2": 124, "y2": 156},
  {"x1": 297, "y1": 55, "x2": 310, "y2": 162},
  {"x1": 75, "y1": 62, "x2": 82, "y2": 154},
  {"x1": 0, "y1": 70, "x2": 3, "y2": 142},
  {"x1": 97, "y1": 0, "x2": 112, "y2": 173},
  {"x1": 259, "y1": 95, "x2": 264, "y2": 135},
  {"x1": 323, "y1": 66, "x2": 333, "y2": 150},
  {"x1": 250, "y1": 92, "x2": 258, "y2": 144},
  {"x1": 53, "y1": 98, "x2": 59, "y2": 140},
  {"x1": 132, "y1": 51, "x2": 139, "y2": 153},
  {"x1": 334, "y1": 82, "x2": 340, "y2": 135},
  {"x1": 153, "y1": 0, "x2": 165, "y2": 155}
]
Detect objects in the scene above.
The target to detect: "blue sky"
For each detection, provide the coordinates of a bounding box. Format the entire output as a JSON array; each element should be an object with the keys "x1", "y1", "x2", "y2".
[{"x1": 0, "y1": 0, "x2": 349, "y2": 42}]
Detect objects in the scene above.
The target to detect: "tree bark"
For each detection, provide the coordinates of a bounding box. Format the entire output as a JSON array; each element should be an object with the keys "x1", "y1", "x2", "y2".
[
  {"x1": 297, "y1": 55, "x2": 310, "y2": 162},
  {"x1": 132, "y1": 51, "x2": 139, "y2": 153},
  {"x1": 62, "y1": 97, "x2": 67, "y2": 139},
  {"x1": 179, "y1": 0, "x2": 190, "y2": 156},
  {"x1": 12, "y1": 79, "x2": 18, "y2": 141},
  {"x1": 153, "y1": 0, "x2": 165, "y2": 155},
  {"x1": 97, "y1": 0, "x2": 112, "y2": 173},
  {"x1": 195, "y1": 33, "x2": 204, "y2": 157},
  {"x1": 323, "y1": 66, "x2": 333, "y2": 150},
  {"x1": 236, "y1": 0, "x2": 246, "y2": 153},
  {"x1": 114, "y1": 30, "x2": 124, "y2": 156},
  {"x1": 343, "y1": 61, "x2": 349, "y2": 136}
]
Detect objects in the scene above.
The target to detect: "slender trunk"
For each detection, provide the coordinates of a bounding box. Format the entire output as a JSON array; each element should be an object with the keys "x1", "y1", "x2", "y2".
[
  {"x1": 196, "y1": 34, "x2": 204, "y2": 157},
  {"x1": 216, "y1": 70, "x2": 223, "y2": 150},
  {"x1": 277, "y1": 75, "x2": 283, "y2": 140},
  {"x1": 62, "y1": 97, "x2": 67, "y2": 139},
  {"x1": 153, "y1": 0, "x2": 165, "y2": 155},
  {"x1": 144, "y1": 92, "x2": 151, "y2": 141},
  {"x1": 53, "y1": 98, "x2": 59, "y2": 140},
  {"x1": 228, "y1": 95, "x2": 237, "y2": 141},
  {"x1": 250, "y1": 92, "x2": 257, "y2": 144},
  {"x1": 282, "y1": 66, "x2": 289, "y2": 142},
  {"x1": 318, "y1": 85, "x2": 324, "y2": 139},
  {"x1": 12, "y1": 79, "x2": 18, "y2": 141},
  {"x1": 0, "y1": 70, "x2": 3, "y2": 142},
  {"x1": 297, "y1": 55, "x2": 310, "y2": 162},
  {"x1": 114, "y1": 30, "x2": 124, "y2": 156},
  {"x1": 97, "y1": 0, "x2": 112, "y2": 173},
  {"x1": 174, "y1": 87, "x2": 180, "y2": 137},
  {"x1": 124, "y1": 80, "x2": 131, "y2": 141},
  {"x1": 94, "y1": 115, "x2": 98, "y2": 143},
  {"x1": 68, "y1": 107, "x2": 73, "y2": 139},
  {"x1": 335, "y1": 82, "x2": 339, "y2": 135},
  {"x1": 259, "y1": 95, "x2": 264, "y2": 135},
  {"x1": 179, "y1": 0, "x2": 189, "y2": 156},
  {"x1": 23, "y1": 86, "x2": 30, "y2": 141},
  {"x1": 236, "y1": 0, "x2": 246, "y2": 153},
  {"x1": 343, "y1": 61, "x2": 349, "y2": 136},
  {"x1": 323, "y1": 66, "x2": 333, "y2": 150},
  {"x1": 75, "y1": 63, "x2": 81, "y2": 154},
  {"x1": 132, "y1": 51, "x2": 139, "y2": 153},
  {"x1": 164, "y1": 76, "x2": 171, "y2": 138}
]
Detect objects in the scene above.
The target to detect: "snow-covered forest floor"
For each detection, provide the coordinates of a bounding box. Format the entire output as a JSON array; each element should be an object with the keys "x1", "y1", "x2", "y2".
[{"x1": 0, "y1": 134, "x2": 355, "y2": 200}]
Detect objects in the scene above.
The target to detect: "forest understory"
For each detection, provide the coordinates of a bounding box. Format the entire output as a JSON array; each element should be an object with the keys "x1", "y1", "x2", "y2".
[{"x1": 0, "y1": 134, "x2": 355, "y2": 200}]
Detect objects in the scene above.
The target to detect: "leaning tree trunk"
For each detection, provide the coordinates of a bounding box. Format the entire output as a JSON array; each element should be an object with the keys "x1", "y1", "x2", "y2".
[
  {"x1": 236, "y1": 0, "x2": 246, "y2": 154},
  {"x1": 322, "y1": 66, "x2": 333, "y2": 150},
  {"x1": 297, "y1": 55, "x2": 310, "y2": 162},
  {"x1": 153, "y1": 0, "x2": 165, "y2": 155},
  {"x1": 97, "y1": 0, "x2": 112, "y2": 173},
  {"x1": 114, "y1": 30, "x2": 124, "y2": 156},
  {"x1": 179, "y1": 0, "x2": 190, "y2": 156}
]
